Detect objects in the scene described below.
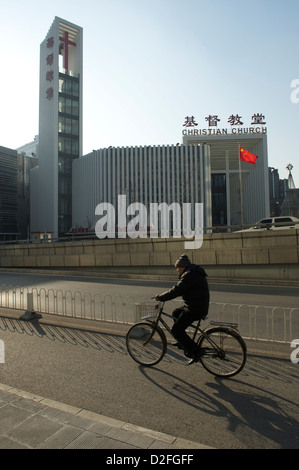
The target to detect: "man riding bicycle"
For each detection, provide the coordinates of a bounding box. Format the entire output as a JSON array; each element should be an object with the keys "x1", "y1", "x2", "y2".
[{"x1": 155, "y1": 254, "x2": 210, "y2": 363}]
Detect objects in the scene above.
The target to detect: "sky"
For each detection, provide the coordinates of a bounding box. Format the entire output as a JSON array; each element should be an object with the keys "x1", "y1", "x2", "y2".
[{"x1": 1, "y1": 0, "x2": 298, "y2": 186}]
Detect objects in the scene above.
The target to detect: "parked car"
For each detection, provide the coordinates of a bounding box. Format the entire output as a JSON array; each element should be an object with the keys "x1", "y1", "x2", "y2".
[{"x1": 236, "y1": 216, "x2": 299, "y2": 232}]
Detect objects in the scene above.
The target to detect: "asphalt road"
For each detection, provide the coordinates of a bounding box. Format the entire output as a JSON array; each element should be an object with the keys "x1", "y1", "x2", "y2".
[
  {"x1": 0, "y1": 270, "x2": 299, "y2": 308},
  {"x1": 0, "y1": 272, "x2": 299, "y2": 449},
  {"x1": 0, "y1": 314, "x2": 298, "y2": 449},
  {"x1": 1, "y1": 271, "x2": 298, "y2": 341},
  {"x1": 0, "y1": 271, "x2": 298, "y2": 449}
]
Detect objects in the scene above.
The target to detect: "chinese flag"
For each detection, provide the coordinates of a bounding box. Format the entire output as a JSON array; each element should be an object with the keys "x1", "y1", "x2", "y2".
[{"x1": 240, "y1": 147, "x2": 258, "y2": 165}]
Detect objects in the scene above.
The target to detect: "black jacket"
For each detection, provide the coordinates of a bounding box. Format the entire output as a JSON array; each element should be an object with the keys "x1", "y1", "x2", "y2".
[{"x1": 158, "y1": 264, "x2": 210, "y2": 313}]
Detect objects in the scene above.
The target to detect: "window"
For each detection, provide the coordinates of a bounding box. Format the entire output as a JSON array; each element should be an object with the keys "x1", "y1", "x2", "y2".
[
  {"x1": 59, "y1": 76, "x2": 79, "y2": 97},
  {"x1": 274, "y1": 217, "x2": 294, "y2": 227},
  {"x1": 59, "y1": 96, "x2": 79, "y2": 117},
  {"x1": 59, "y1": 137, "x2": 79, "y2": 156},
  {"x1": 72, "y1": 100, "x2": 79, "y2": 117},
  {"x1": 212, "y1": 174, "x2": 227, "y2": 226},
  {"x1": 59, "y1": 117, "x2": 79, "y2": 136},
  {"x1": 258, "y1": 219, "x2": 272, "y2": 228}
]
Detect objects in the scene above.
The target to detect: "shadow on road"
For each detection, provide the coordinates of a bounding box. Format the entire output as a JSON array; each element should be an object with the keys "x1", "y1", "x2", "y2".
[
  {"x1": 138, "y1": 358, "x2": 299, "y2": 449},
  {"x1": 0, "y1": 316, "x2": 128, "y2": 356}
]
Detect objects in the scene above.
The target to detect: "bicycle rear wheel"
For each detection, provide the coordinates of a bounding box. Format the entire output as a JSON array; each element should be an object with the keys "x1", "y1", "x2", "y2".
[
  {"x1": 126, "y1": 322, "x2": 167, "y2": 366},
  {"x1": 198, "y1": 327, "x2": 246, "y2": 377}
]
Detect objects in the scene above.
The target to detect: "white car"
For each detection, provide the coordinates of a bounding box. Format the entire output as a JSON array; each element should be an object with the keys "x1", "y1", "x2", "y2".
[{"x1": 237, "y1": 216, "x2": 299, "y2": 232}]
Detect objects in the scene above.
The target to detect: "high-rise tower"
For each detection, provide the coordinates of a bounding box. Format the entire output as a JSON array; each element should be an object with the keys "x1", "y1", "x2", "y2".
[{"x1": 31, "y1": 17, "x2": 83, "y2": 239}]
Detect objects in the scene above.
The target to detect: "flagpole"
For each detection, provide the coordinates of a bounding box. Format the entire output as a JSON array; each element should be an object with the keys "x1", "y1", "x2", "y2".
[{"x1": 238, "y1": 143, "x2": 244, "y2": 228}]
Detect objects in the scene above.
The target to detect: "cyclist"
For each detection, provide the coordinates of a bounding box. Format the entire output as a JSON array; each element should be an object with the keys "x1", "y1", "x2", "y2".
[{"x1": 155, "y1": 254, "x2": 209, "y2": 364}]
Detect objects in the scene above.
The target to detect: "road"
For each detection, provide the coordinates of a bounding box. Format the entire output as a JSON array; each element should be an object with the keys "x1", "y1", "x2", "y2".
[
  {"x1": 0, "y1": 314, "x2": 298, "y2": 449},
  {"x1": 0, "y1": 271, "x2": 298, "y2": 449},
  {"x1": 1, "y1": 270, "x2": 299, "y2": 308},
  {"x1": 1, "y1": 271, "x2": 298, "y2": 341}
]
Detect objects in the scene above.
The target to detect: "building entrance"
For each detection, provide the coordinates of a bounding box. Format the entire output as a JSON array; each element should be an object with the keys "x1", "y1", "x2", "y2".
[{"x1": 212, "y1": 173, "x2": 227, "y2": 227}]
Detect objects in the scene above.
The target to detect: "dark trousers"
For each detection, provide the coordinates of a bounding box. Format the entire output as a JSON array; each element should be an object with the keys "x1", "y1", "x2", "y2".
[{"x1": 171, "y1": 306, "x2": 205, "y2": 356}]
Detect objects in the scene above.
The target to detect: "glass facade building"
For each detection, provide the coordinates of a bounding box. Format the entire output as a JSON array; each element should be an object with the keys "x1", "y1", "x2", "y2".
[
  {"x1": 0, "y1": 146, "x2": 18, "y2": 240},
  {"x1": 58, "y1": 72, "x2": 80, "y2": 235}
]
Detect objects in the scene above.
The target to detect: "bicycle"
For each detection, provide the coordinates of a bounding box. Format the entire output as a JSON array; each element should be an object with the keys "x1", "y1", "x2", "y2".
[{"x1": 126, "y1": 301, "x2": 247, "y2": 378}]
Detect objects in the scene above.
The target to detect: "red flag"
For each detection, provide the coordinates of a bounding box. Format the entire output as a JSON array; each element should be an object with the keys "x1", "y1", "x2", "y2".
[{"x1": 240, "y1": 147, "x2": 258, "y2": 165}]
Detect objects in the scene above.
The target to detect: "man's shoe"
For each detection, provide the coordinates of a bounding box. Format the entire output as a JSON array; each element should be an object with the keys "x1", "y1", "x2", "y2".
[
  {"x1": 172, "y1": 342, "x2": 183, "y2": 349},
  {"x1": 187, "y1": 357, "x2": 199, "y2": 365},
  {"x1": 187, "y1": 348, "x2": 206, "y2": 365}
]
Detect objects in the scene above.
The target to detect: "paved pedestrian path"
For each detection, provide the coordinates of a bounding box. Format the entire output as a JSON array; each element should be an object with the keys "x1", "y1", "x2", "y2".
[{"x1": 0, "y1": 382, "x2": 212, "y2": 450}]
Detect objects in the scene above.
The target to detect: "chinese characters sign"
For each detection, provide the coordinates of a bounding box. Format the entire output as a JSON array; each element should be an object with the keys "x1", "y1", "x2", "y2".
[
  {"x1": 44, "y1": 30, "x2": 77, "y2": 101},
  {"x1": 46, "y1": 36, "x2": 54, "y2": 100},
  {"x1": 182, "y1": 113, "x2": 267, "y2": 136}
]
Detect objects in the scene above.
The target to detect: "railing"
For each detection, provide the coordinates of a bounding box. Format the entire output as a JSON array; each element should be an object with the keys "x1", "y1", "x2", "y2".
[
  {"x1": 0, "y1": 284, "x2": 298, "y2": 344},
  {"x1": 206, "y1": 302, "x2": 298, "y2": 344},
  {"x1": 0, "y1": 284, "x2": 136, "y2": 325}
]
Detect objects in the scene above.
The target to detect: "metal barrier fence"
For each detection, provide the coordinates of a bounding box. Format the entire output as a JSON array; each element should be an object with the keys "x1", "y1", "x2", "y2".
[{"x1": 0, "y1": 284, "x2": 298, "y2": 344}]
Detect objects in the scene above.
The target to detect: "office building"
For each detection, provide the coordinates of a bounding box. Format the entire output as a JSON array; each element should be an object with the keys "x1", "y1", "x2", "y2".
[
  {"x1": 72, "y1": 144, "x2": 212, "y2": 235},
  {"x1": 0, "y1": 146, "x2": 18, "y2": 240}
]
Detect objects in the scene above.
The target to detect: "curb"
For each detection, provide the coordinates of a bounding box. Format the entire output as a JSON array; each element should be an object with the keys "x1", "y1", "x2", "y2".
[
  {"x1": 0, "y1": 382, "x2": 213, "y2": 450},
  {"x1": 0, "y1": 306, "x2": 292, "y2": 360}
]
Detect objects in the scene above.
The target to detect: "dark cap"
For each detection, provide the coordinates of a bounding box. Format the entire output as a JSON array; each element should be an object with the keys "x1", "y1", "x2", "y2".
[{"x1": 175, "y1": 254, "x2": 191, "y2": 268}]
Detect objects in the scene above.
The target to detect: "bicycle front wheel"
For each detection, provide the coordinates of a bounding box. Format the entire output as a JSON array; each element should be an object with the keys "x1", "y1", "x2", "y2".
[
  {"x1": 198, "y1": 327, "x2": 246, "y2": 377},
  {"x1": 126, "y1": 322, "x2": 167, "y2": 366}
]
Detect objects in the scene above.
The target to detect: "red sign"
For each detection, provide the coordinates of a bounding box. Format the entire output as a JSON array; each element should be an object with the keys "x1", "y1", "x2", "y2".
[
  {"x1": 46, "y1": 87, "x2": 53, "y2": 100},
  {"x1": 45, "y1": 37, "x2": 54, "y2": 100},
  {"x1": 46, "y1": 70, "x2": 54, "y2": 81},
  {"x1": 47, "y1": 37, "x2": 54, "y2": 48}
]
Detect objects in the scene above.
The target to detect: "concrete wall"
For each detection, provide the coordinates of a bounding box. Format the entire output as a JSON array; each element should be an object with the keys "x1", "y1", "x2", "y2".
[{"x1": 0, "y1": 230, "x2": 298, "y2": 284}]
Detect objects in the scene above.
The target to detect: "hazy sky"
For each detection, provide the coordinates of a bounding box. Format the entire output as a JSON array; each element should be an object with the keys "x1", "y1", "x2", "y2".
[{"x1": 1, "y1": 0, "x2": 298, "y2": 186}]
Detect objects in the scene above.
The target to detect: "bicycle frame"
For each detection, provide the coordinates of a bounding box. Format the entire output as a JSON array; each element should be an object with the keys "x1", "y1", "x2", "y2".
[
  {"x1": 149, "y1": 304, "x2": 200, "y2": 341},
  {"x1": 143, "y1": 302, "x2": 242, "y2": 353},
  {"x1": 127, "y1": 300, "x2": 247, "y2": 376}
]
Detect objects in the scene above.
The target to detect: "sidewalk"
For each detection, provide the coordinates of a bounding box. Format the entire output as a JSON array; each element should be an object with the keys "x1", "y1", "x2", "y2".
[{"x1": 0, "y1": 382, "x2": 212, "y2": 450}]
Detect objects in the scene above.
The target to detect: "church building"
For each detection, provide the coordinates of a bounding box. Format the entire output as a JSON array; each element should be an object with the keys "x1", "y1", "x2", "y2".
[{"x1": 30, "y1": 17, "x2": 83, "y2": 239}]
